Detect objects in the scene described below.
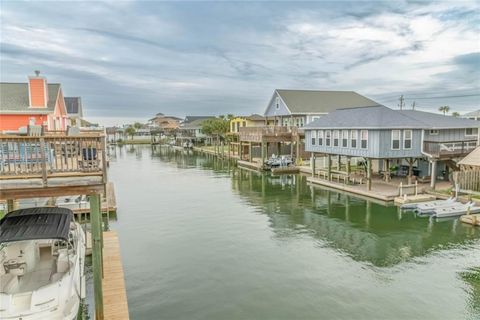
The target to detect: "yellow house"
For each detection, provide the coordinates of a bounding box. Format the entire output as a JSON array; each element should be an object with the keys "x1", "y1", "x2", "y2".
[{"x1": 230, "y1": 114, "x2": 274, "y2": 133}]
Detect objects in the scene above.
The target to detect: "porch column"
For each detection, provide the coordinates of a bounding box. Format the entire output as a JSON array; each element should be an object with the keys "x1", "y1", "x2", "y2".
[
  {"x1": 385, "y1": 159, "x2": 391, "y2": 182},
  {"x1": 407, "y1": 158, "x2": 414, "y2": 185},
  {"x1": 367, "y1": 158, "x2": 372, "y2": 191},
  {"x1": 337, "y1": 155, "x2": 341, "y2": 170},
  {"x1": 346, "y1": 157, "x2": 351, "y2": 183},
  {"x1": 327, "y1": 154, "x2": 332, "y2": 181},
  {"x1": 311, "y1": 152, "x2": 316, "y2": 177},
  {"x1": 261, "y1": 140, "x2": 266, "y2": 166},
  {"x1": 430, "y1": 160, "x2": 437, "y2": 189}
]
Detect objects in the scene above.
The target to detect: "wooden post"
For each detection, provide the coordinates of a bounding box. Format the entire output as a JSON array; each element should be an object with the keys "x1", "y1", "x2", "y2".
[
  {"x1": 430, "y1": 160, "x2": 437, "y2": 189},
  {"x1": 239, "y1": 141, "x2": 243, "y2": 160},
  {"x1": 385, "y1": 159, "x2": 391, "y2": 182},
  {"x1": 277, "y1": 142, "x2": 281, "y2": 156},
  {"x1": 248, "y1": 142, "x2": 252, "y2": 162},
  {"x1": 90, "y1": 193, "x2": 104, "y2": 320},
  {"x1": 311, "y1": 152, "x2": 316, "y2": 177},
  {"x1": 261, "y1": 140, "x2": 266, "y2": 167},
  {"x1": 346, "y1": 157, "x2": 351, "y2": 184},
  {"x1": 337, "y1": 155, "x2": 341, "y2": 170},
  {"x1": 327, "y1": 154, "x2": 332, "y2": 181},
  {"x1": 6, "y1": 199, "x2": 14, "y2": 213},
  {"x1": 367, "y1": 158, "x2": 372, "y2": 191}
]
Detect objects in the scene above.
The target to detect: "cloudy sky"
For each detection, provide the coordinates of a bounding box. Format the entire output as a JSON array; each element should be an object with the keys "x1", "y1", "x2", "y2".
[{"x1": 1, "y1": 1, "x2": 479, "y2": 126}]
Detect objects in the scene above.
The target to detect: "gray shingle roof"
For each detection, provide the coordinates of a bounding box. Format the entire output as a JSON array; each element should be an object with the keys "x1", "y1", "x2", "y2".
[
  {"x1": 276, "y1": 89, "x2": 380, "y2": 114},
  {"x1": 0, "y1": 83, "x2": 60, "y2": 114},
  {"x1": 180, "y1": 117, "x2": 215, "y2": 129},
  {"x1": 304, "y1": 106, "x2": 480, "y2": 129},
  {"x1": 399, "y1": 110, "x2": 480, "y2": 129},
  {"x1": 65, "y1": 97, "x2": 83, "y2": 117},
  {"x1": 183, "y1": 116, "x2": 213, "y2": 124}
]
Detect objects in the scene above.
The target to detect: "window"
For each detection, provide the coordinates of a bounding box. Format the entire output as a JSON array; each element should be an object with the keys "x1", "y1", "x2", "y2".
[
  {"x1": 351, "y1": 130, "x2": 357, "y2": 148},
  {"x1": 311, "y1": 130, "x2": 317, "y2": 145},
  {"x1": 466, "y1": 128, "x2": 479, "y2": 136},
  {"x1": 342, "y1": 130, "x2": 348, "y2": 147},
  {"x1": 242, "y1": 121, "x2": 246, "y2": 127},
  {"x1": 318, "y1": 130, "x2": 324, "y2": 146},
  {"x1": 404, "y1": 130, "x2": 412, "y2": 149},
  {"x1": 333, "y1": 130, "x2": 339, "y2": 147},
  {"x1": 276, "y1": 97, "x2": 280, "y2": 109},
  {"x1": 360, "y1": 130, "x2": 368, "y2": 149},
  {"x1": 391, "y1": 130, "x2": 401, "y2": 150},
  {"x1": 325, "y1": 130, "x2": 331, "y2": 146},
  {"x1": 429, "y1": 129, "x2": 439, "y2": 135}
]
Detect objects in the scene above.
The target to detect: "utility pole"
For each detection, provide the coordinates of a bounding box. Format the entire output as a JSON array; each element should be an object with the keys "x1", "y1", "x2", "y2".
[
  {"x1": 412, "y1": 101, "x2": 416, "y2": 110},
  {"x1": 398, "y1": 95, "x2": 405, "y2": 110}
]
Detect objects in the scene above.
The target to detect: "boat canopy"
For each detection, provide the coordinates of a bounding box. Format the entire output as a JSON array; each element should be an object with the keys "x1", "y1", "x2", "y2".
[{"x1": 0, "y1": 207, "x2": 73, "y2": 243}]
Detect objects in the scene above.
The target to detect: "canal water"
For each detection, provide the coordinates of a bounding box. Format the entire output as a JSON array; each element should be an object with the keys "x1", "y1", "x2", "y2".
[{"x1": 108, "y1": 145, "x2": 480, "y2": 320}]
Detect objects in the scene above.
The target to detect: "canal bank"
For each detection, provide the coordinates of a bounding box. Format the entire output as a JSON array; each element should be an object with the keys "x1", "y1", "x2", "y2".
[{"x1": 108, "y1": 145, "x2": 480, "y2": 320}]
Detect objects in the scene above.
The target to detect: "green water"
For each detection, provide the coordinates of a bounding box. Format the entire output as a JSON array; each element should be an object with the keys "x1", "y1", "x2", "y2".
[{"x1": 108, "y1": 145, "x2": 480, "y2": 320}]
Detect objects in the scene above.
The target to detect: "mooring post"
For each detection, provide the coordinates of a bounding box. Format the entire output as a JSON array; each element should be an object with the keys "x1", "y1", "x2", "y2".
[
  {"x1": 367, "y1": 158, "x2": 372, "y2": 191},
  {"x1": 327, "y1": 154, "x2": 332, "y2": 181},
  {"x1": 90, "y1": 193, "x2": 104, "y2": 320}
]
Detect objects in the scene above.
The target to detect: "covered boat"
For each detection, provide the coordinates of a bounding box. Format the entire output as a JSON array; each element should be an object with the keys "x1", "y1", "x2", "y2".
[{"x1": 0, "y1": 207, "x2": 86, "y2": 320}]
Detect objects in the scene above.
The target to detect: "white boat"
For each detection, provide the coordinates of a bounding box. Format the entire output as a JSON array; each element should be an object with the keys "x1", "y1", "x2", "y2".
[
  {"x1": 0, "y1": 207, "x2": 86, "y2": 320},
  {"x1": 434, "y1": 202, "x2": 480, "y2": 218},
  {"x1": 412, "y1": 197, "x2": 457, "y2": 214},
  {"x1": 401, "y1": 197, "x2": 455, "y2": 211},
  {"x1": 56, "y1": 195, "x2": 89, "y2": 211}
]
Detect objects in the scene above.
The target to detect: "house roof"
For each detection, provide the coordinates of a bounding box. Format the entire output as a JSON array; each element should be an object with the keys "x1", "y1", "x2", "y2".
[
  {"x1": 458, "y1": 146, "x2": 480, "y2": 167},
  {"x1": 183, "y1": 116, "x2": 213, "y2": 124},
  {"x1": 65, "y1": 97, "x2": 83, "y2": 117},
  {"x1": 399, "y1": 110, "x2": 480, "y2": 129},
  {"x1": 304, "y1": 105, "x2": 480, "y2": 130},
  {"x1": 276, "y1": 89, "x2": 380, "y2": 114},
  {"x1": 463, "y1": 110, "x2": 480, "y2": 117},
  {"x1": 246, "y1": 114, "x2": 265, "y2": 121},
  {"x1": 180, "y1": 117, "x2": 215, "y2": 129},
  {"x1": 0, "y1": 82, "x2": 61, "y2": 114}
]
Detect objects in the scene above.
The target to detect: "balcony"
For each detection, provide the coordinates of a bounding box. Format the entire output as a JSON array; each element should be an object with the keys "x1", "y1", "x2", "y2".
[
  {"x1": 0, "y1": 133, "x2": 107, "y2": 199},
  {"x1": 239, "y1": 126, "x2": 298, "y2": 143},
  {"x1": 423, "y1": 140, "x2": 478, "y2": 158}
]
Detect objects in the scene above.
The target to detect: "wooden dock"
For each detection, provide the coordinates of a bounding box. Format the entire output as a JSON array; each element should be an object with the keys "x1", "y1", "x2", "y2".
[
  {"x1": 72, "y1": 182, "x2": 117, "y2": 216},
  {"x1": 102, "y1": 231, "x2": 130, "y2": 320}
]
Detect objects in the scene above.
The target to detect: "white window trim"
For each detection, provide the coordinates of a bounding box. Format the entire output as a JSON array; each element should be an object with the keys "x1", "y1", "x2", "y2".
[
  {"x1": 465, "y1": 128, "x2": 479, "y2": 137},
  {"x1": 311, "y1": 130, "x2": 317, "y2": 145},
  {"x1": 360, "y1": 130, "x2": 368, "y2": 149},
  {"x1": 391, "y1": 129, "x2": 401, "y2": 150},
  {"x1": 404, "y1": 130, "x2": 412, "y2": 150},
  {"x1": 333, "y1": 130, "x2": 339, "y2": 147},
  {"x1": 429, "y1": 129, "x2": 439, "y2": 135},
  {"x1": 341, "y1": 130, "x2": 348, "y2": 148},
  {"x1": 318, "y1": 130, "x2": 324, "y2": 146},
  {"x1": 325, "y1": 130, "x2": 331, "y2": 147},
  {"x1": 351, "y1": 130, "x2": 358, "y2": 148}
]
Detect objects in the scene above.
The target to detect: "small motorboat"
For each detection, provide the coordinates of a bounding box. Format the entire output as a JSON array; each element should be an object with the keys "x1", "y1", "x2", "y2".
[
  {"x1": 0, "y1": 207, "x2": 86, "y2": 320},
  {"x1": 400, "y1": 197, "x2": 455, "y2": 210},
  {"x1": 265, "y1": 154, "x2": 293, "y2": 168},
  {"x1": 434, "y1": 202, "x2": 480, "y2": 218},
  {"x1": 411, "y1": 197, "x2": 457, "y2": 214}
]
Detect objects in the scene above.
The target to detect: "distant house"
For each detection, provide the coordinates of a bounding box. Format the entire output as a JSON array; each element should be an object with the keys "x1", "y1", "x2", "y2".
[
  {"x1": 458, "y1": 147, "x2": 480, "y2": 171},
  {"x1": 176, "y1": 116, "x2": 214, "y2": 145},
  {"x1": 462, "y1": 110, "x2": 480, "y2": 121},
  {"x1": 0, "y1": 71, "x2": 69, "y2": 132},
  {"x1": 264, "y1": 89, "x2": 381, "y2": 126},
  {"x1": 230, "y1": 114, "x2": 274, "y2": 133},
  {"x1": 148, "y1": 113, "x2": 181, "y2": 134},
  {"x1": 65, "y1": 97, "x2": 84, "y2": 127},
  {"x1": 304, "y1": 105, "x2": 480, "y2": 188}
]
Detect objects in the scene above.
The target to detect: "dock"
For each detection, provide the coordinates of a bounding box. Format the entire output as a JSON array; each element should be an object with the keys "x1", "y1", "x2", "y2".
[
  {"x1": 71, "y1": 182, "x2": 117, "y2": 217},
  {"x1": 102, "y1": 231, "x2": 130, "y2": 320}
]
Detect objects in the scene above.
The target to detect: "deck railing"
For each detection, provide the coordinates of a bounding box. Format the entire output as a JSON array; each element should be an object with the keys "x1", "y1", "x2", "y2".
[
  {"x1": 423, "y1": 140, "x2": 478, "y2": 158},
  {"x1": 239, "y1": 126, "x2": 294, "y2": 142},
  {"x1": 0, "y1": 134, "x2": 107, "y2": 183}
]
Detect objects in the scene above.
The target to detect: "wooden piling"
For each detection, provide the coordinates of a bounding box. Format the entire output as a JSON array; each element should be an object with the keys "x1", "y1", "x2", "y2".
[{"x1": 90, "y1": 193, "x2": 104, "y2": 320}]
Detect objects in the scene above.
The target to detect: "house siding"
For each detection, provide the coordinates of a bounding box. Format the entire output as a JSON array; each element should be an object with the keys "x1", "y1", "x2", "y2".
[
  {"x1": 424, "y1": 128, "x2": 479, "y2": 142},
  {"x1": 305, "y1": 129, "x2": 423, "y2": 158},
  {"x1": 264, "y1": 92, "x2": 291, "y2": 117}
]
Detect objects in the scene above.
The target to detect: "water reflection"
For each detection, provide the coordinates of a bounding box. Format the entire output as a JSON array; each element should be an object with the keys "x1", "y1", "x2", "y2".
[{"x1": 151, "y1": 145, "x2": 480, "y2": 268}]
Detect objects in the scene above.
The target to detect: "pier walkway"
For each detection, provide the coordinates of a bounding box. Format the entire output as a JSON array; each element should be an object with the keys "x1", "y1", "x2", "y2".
[{"x1": 102, "y1": 231, "x2": 130, "y2": 320}]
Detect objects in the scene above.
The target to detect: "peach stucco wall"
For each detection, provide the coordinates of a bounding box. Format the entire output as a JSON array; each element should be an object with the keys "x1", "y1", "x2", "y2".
[
  {"x1": 29, "y1": 78, "x2": 47, "y2": 107},
  {"x1": 0, "y1": 114, "x2": 48, "y2": 131}
]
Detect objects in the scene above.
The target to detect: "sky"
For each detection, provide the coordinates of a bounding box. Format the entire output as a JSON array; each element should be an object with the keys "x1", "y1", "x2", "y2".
[{"x1": 1, "y1": 0, "x2": 479, "y2": 126}]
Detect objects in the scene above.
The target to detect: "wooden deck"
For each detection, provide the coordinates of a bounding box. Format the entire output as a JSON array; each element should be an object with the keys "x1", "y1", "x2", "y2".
[
  {"x1": 71, "y1": 182, "x2": 117, "y2": 216},
  {"x1": 102, "y1": 231, "x2": 130, "y2": 320}
]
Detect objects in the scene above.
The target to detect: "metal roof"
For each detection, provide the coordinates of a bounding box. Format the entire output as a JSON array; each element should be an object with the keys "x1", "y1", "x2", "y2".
[
  {"x1": 180, "y1": 117, "x2": 215, "y2": 129},
  {"x1": 0, "y1": 82, "x2": 60, "y2": 114},
  {"x1": 458, "y1": 146, "x2": 480, "y2": 167},
  {"x1": 276, "y1": 89, "x2": 381, "y2": 114},
  {"x1": 305, "y1": 106, "x2": 480, "y2": 130},
  {"x1": 0, "y1": 207, "x2": 73, "y2": 243},
  {"x1": 463, "y1": 110, "x2": 480, "y2": 117}
]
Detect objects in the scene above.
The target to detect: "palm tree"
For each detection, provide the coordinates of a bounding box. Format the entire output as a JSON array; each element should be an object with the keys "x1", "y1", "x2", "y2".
[
  {"x1": 452, "y1": 112, "x2": 460, "y2": 117},
  {"x1": 439, "y1": 105, "x2": 450, "y2": 115}
]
